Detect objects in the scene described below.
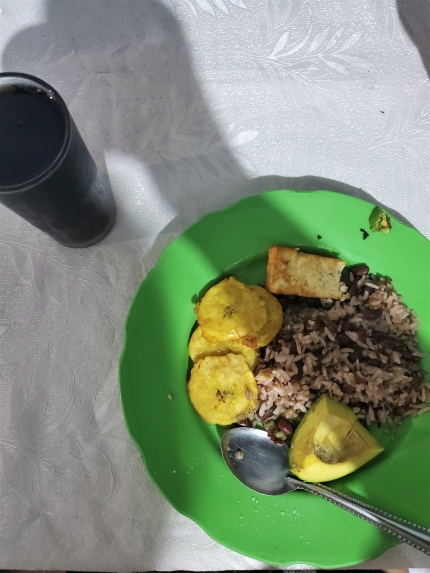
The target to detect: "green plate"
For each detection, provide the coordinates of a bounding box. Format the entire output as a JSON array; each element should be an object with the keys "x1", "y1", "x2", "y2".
[{"x1": 119, "y1": 190, "x2": 430, "y2": 568}]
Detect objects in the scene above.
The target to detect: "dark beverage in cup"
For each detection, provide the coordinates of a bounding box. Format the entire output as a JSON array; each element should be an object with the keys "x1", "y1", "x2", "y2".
[{"x1": 0, "y1": 73, "x2": 115, "y2": 247}]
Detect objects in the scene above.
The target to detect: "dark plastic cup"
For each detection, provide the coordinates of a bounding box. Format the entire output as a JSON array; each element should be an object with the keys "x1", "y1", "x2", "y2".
[{"x1": 0, "y1": 72, "x2": 115, "y2": 247}]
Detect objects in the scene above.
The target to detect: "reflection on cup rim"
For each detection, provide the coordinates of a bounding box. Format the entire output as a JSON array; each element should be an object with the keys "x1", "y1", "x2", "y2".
[{"x1": 0, "y1": 71, "x2": 72, "y2": 194}]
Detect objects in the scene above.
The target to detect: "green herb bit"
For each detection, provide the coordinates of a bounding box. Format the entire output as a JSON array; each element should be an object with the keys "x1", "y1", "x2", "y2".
[{"x1": 369, "y1": 206, "x2": 392, "y2": 233}]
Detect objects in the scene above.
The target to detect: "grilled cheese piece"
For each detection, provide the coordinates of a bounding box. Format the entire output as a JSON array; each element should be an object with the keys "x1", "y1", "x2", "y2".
[{"x1": 266, "y1": 247, "x2": 345, "y2": 300}]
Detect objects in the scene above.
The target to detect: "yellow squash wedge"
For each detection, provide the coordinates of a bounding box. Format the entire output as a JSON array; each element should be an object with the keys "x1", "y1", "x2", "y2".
[{"x1": 289, "y1": 394, "x2": 383, "y2": 482}]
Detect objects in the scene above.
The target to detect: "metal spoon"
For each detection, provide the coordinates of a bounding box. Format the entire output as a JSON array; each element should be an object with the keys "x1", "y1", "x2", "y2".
[{"x1": 221, "y1": 427, "x2": 430, "y2": 555}]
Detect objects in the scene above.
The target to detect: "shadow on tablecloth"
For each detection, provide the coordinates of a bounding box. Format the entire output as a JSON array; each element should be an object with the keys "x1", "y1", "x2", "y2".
[
  {"x1": 1, "y1": 0, "x2": 415, "y2": 249},
  {"x1": 396, "y1": 0, "x2": 430, "y2": 78}
]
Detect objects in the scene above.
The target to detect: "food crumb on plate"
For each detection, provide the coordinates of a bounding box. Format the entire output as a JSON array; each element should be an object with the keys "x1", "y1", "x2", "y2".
[
  {"x1": 369, "y1": 206, "x2": 392, "y2": 233},
  {"x1": 168, "y1": 393, "x2": 173, "y2": 400}
]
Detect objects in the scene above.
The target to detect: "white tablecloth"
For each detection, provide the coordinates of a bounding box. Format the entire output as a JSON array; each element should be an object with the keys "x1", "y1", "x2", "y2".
[{"x1": 0, "y1": 0, "x2": 429, "y2": 569}]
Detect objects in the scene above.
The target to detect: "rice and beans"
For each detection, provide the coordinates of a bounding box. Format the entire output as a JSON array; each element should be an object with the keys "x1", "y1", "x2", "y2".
[{"x1": 245, "y1": 264, "x2": 429, "y2": 440}]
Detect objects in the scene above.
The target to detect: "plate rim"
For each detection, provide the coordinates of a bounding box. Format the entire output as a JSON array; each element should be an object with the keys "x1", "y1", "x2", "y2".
[{"x1": 119, "y1": 189, "x2": 429, "y2": 568}]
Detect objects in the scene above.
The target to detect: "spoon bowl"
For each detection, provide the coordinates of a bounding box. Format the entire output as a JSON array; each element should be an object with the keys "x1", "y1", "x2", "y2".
[
  {"x1": 221, "y1": 426, "x2": 296, "y2": 495},
  {"x1": 221, "y1": 426, "x2": 430, "y2": 555}
]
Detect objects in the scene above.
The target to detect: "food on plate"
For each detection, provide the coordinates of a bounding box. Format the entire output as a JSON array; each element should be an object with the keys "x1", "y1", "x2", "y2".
[
  {"x1": 360, "y1": 228, "x2": 370, "y2": 240},
  {"x1": 369, "y1": 206, "x2": 392, "y2": 233},
  {"x1": 289, "y1": 395, "x2": 383, "y2": 482},
  {"x1": 187, "y1": 252, "x2": 428, "y2": 448},
  {"x1": 195, "y1": 277, "x2": 267, "y2": 342},
  {"x1": 189, "y1": 279, "x2": 284, "y2": 424},
  {"x1": 241, "y1": 285, "x2": 283, "y2": 348},
  {"x1": 188, "y1": 326, "x2": 259, "y2": 369},
  {"x1": 188, "y1": 353, "x2": 258, "y2": 425},
  {"x1": 253, "y1": 263, "x2": 429, "y2": 438},
  {"x1": 266, "y1": 247, "x2": 346, "y2": 300}
]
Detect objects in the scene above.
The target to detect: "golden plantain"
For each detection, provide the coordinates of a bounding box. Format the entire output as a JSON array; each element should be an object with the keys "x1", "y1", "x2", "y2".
[
  {"x1": 240, "y1": 285, "x2": 283, "y2": 348},
  {"x1": 188, "y1": 353, "x2": 258, "y2": 426},
  {"x1": 196, "y1": 277, "x2": 267, "y2": 342},
  {"x1": 188, "y1": 326, "x2": 259, "y2": 369}
]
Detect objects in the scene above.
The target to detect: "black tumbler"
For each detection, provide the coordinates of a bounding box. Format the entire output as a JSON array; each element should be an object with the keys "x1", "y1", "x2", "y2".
[{"x1": 0, "y1": 72, "x2": 115, "y2": 247}]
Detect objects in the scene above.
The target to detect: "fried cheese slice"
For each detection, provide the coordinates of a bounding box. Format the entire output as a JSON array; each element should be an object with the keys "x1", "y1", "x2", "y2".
[{"x1": 266, "y1": 247, "x2": 345, "y2": 300}]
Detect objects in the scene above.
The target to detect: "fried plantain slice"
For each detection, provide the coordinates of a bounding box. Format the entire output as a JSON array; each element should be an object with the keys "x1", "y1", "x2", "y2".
[
  {"x1": 244, "y1": 285, "x2": 283, "y2": 347},
  {"x1": 188, "y1": 353, "x2": 258, "y2": 426},
  {"x1": 188, "y1": 326, "x2": 259, "y2": 369},
  {"x1": 196, "y1": 277, "x2": 267, "y2": 342}
]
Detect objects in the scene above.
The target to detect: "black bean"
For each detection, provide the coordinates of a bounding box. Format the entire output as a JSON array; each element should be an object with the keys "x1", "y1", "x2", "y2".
[
  {"x1": 351, "y1": 264, "x2": 369, "y2": 277},
  {"x1": 374, "y1": 334, "x2": 398, "y2": 350},
  {"x1": 342, "y1": 275, "x2": 351, "y2": 287},
  {"x1": 282, "y1": 330, "x2": 294, "y2": 341},
  {"x1": 393, "y1": 406, "x2": 408, "y2": 417},
  {"x1": 277, "y1": 417, "x2": 294, "y2": 436},
  {"x1": 341, "y1": 320, "x2": 356, "y2": 332},
  {"x1": 284, "y1": 340, "x2": 297, "y2": 353},
  {"x1": 279, "y1": 298, "x2": 289, "y2": 310},
  {"x1": 401, "y1": 350, "x2": 421, "y2": 363},
  {"x1": 349, "y1": 280, "x2": 359, "y2": 296},
  {"x1": 410, "y1": 364, "x2": 423, "y2": 375},
  {"x1": 294, "y1": 339, "x2": 301, "y2": 353},
  {"x1": 268, "y1": 433, "x2": 284, "y2": 445},
  {"x1": 411, "y1": 374, "x2": 423, "y2": 389},
  {"x1": 295, "y1": 361, "x2": 304, "y2": 379},
  {"x1": 355, "y1": 328, "x2": 368, "y2": 342},
  {"x1": 366, "y1": 357, "x2": 381, "y2": 366},
  {"x1": 348, "y1": 351, "x2": 361, "y2": 363},
  {"x1": 237, "y1": 418, "x2": 251, "y2": 427},
  {"x1": 362, "y1": 307, "x2": 382, "y2": 321},
  {"x1": 362, "y1": 285, "x2": 374, "y2": 297},
  {"x1": 257, "y1": 406, "x2": 276, "y2": 421},
  {"x1": 311, "y1": 346, "x2": 323, "y2": 356},
  {"x1": 338, "y1": 332, "x2": 352, "y2": 346},
  {"x1": 320, "y1": 315, "x2": 337, "y2": 334},
  {"x1": 254, "y1": 362, "x2": 266, "y2": 375},
  {"x1": 342, "y1": 383, "x2": 354, "y2": 394}
]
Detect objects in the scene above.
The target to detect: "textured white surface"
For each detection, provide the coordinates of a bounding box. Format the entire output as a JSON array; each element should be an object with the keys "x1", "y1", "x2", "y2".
[{"x1": 0, "y1": 0, "x2": 429, "y2": 569}]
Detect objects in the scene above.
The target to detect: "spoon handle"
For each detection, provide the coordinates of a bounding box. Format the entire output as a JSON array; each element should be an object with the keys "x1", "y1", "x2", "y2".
[{"x1": 287, "y1": 476, "x2": 430, "y2": 555}]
